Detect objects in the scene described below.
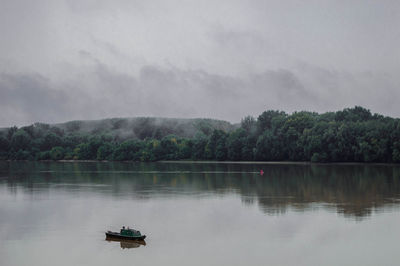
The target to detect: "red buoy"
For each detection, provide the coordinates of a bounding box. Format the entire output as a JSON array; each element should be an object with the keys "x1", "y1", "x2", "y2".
[{"x1": 260, "y1": 169, "x2": 264, "y2": 176}]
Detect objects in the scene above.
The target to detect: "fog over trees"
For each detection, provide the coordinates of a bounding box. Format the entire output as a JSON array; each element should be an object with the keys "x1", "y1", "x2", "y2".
[{"x1": 1, "y1": 106, "x2": 399, "y2": 163}]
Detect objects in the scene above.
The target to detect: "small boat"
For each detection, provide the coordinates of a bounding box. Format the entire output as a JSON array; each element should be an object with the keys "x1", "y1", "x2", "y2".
[{"x1": 105, "y1": 226, "x2": 146, "y2": 241}]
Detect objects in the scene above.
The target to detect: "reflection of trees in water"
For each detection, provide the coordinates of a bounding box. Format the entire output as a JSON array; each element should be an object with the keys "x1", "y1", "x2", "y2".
[
  {"x1": 2, "y1": 161, "x2": 400, "y2": 219},
  {"x1": 250, "y1": 165, "x2": 400, "y2": 219}
]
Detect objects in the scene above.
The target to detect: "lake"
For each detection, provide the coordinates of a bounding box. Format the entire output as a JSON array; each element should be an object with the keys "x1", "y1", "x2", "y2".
[{"x1": 1, "y1": 161, "x2": 400, "y2": 266}]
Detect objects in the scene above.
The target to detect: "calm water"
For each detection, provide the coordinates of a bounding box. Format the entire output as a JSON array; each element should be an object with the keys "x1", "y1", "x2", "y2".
[{"x1": 1, "y1": 161, "x2": 400, "y2": 266}]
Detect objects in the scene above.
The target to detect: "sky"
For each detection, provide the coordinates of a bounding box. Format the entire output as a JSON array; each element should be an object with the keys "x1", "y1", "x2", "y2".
[{"x1": 0, "y1": 0, "x2": 399, "y2": 127}]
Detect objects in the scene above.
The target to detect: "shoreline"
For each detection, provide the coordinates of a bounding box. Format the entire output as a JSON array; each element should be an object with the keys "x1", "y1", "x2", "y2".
[{"x1": 0, "y1": 159, "x2": 399, "y2": 166}]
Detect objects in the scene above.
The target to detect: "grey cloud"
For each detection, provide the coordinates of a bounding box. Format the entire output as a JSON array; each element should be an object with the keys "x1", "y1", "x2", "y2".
[
  {"x1": 2, "y1": 60, "x2": 398, "y2": 127},
  {"x1": 210, "y1": 27, "x2": 269, "y2": 53},
  {"x1": 0, "y1": 73, "x2": 69, "y2": 126},
  {"x1": 4, "y1": 0, "x2": 399, "y2": 76},
  {"x1": 1, "y1": 0, "x2": 400, "y2": 126},
  {"x1": 291, "y1": 63, "x2": 400, "y2": 114},
  {"x1": 252, "y1": 70, "x2": 309, "y2": 97}
]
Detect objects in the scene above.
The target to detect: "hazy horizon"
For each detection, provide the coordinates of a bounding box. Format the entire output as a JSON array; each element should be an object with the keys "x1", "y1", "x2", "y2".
[{"x1": 2, "y1": 105, "x2": 398, "y2": 129}]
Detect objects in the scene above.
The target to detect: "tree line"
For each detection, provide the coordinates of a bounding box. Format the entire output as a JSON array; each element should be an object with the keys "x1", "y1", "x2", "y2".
[{"x1": 1, "y1": 106, "x2": 400, "y2": 162}]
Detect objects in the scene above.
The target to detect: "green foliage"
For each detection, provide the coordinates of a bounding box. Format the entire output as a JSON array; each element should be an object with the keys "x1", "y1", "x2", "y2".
[
  {"x1": 0, "y1": 135, "x2": 10, "y2": 153},
  {"x1": 160, "y1": 135, "x2": 179, "y2": 160},
  {"x1": 205, "y1": 130, "x2": 226, "y2": 160},
  {"x1": 335, "y1": 106, "x2": 372, "y2": 122},
  {"x1": 142, "y1": 139, "x2": 163, "y2": 161},
  {"x1": 13, "y1": 150, "x2": 32, "y2": 160},
  {"x1": 7, "y1": 126, "x2": 18, "y2": 141},
  {"x1": 177, "y1": 139, "x2": 192, "y2": 159},
  {"x1": 255, "y1": 130, "x2": 282, "y2": 161},
  {"x1": 215, "y1": 135, "x2": 227, "y2": 161},
  {"x1": 38, "y1": 151, "x2": 51, "y2": 160},
  {"x1": 241, "y1": 116, "x2": 256, "y2": 135},
  {"x1": 74, "y1": 143, "x2": 91, "y2": 160},
  {"x1": 2, "y1": 106, "x2": 400, "y2": 163},
  {"x1": 41, "y1": 133, "x2": 62, "y2": 151},
  {"x1": 257, "y1": 110, "x2": 287, "y2": 134},
  {"x1": 195, "y1": 121, "x2": 213, "y2": 136},
  {"x1": 50, "y1": 146, "x2": 65, "y2": 160},
  {"x1": 97, "y1": 143, "x2": 114, "y2": 160},
  {"x1": 11, "y1": 129, "x2": 32, "y2": 151},
  {"x1": 392, "y1": 141, "x2": 400, "y2": 162},
  {"x1": 63, "y1": 148, "x2": 74, "y2": 160},
  {"x1": 113, "y1": 140, "x2": 144, "y2": 161},
  {"x1": 191, "y1": 133, "x2": 208, "y2": 160},
  {"x1": 227, "y1": 129, "x2": 246, "y2": 160}
]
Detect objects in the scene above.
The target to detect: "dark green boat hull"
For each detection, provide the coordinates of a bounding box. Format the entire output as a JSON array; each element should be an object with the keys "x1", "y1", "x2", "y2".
[{"x1": 105, "y1": 231, "x2": 146, "y2": 241}]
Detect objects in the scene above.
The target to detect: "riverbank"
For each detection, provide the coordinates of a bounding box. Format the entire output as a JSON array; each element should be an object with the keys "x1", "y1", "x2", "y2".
[{"x1": 1, "y1": 159, "x2": 399, "y2": 166}]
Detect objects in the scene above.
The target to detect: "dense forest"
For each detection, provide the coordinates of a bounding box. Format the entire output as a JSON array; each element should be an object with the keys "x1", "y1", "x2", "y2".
[{"x1": 1, "y1": 106, "x2": 400, "y2": 163}]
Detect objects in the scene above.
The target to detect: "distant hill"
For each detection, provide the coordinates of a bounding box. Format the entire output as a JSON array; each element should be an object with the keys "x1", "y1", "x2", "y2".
[{"x1": 52, "y1": 117, "x2": 236, "y2": 140}]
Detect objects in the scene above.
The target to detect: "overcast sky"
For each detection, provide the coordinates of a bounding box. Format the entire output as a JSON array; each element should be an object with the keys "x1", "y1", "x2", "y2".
[{"x1": 0, "y1": 0, "x2": 399, "y2": 127}]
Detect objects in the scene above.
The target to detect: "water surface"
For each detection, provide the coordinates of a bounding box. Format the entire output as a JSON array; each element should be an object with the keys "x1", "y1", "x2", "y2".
[{"x1": 1, "y1": 161, "x2": 400, "y2": 266}]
